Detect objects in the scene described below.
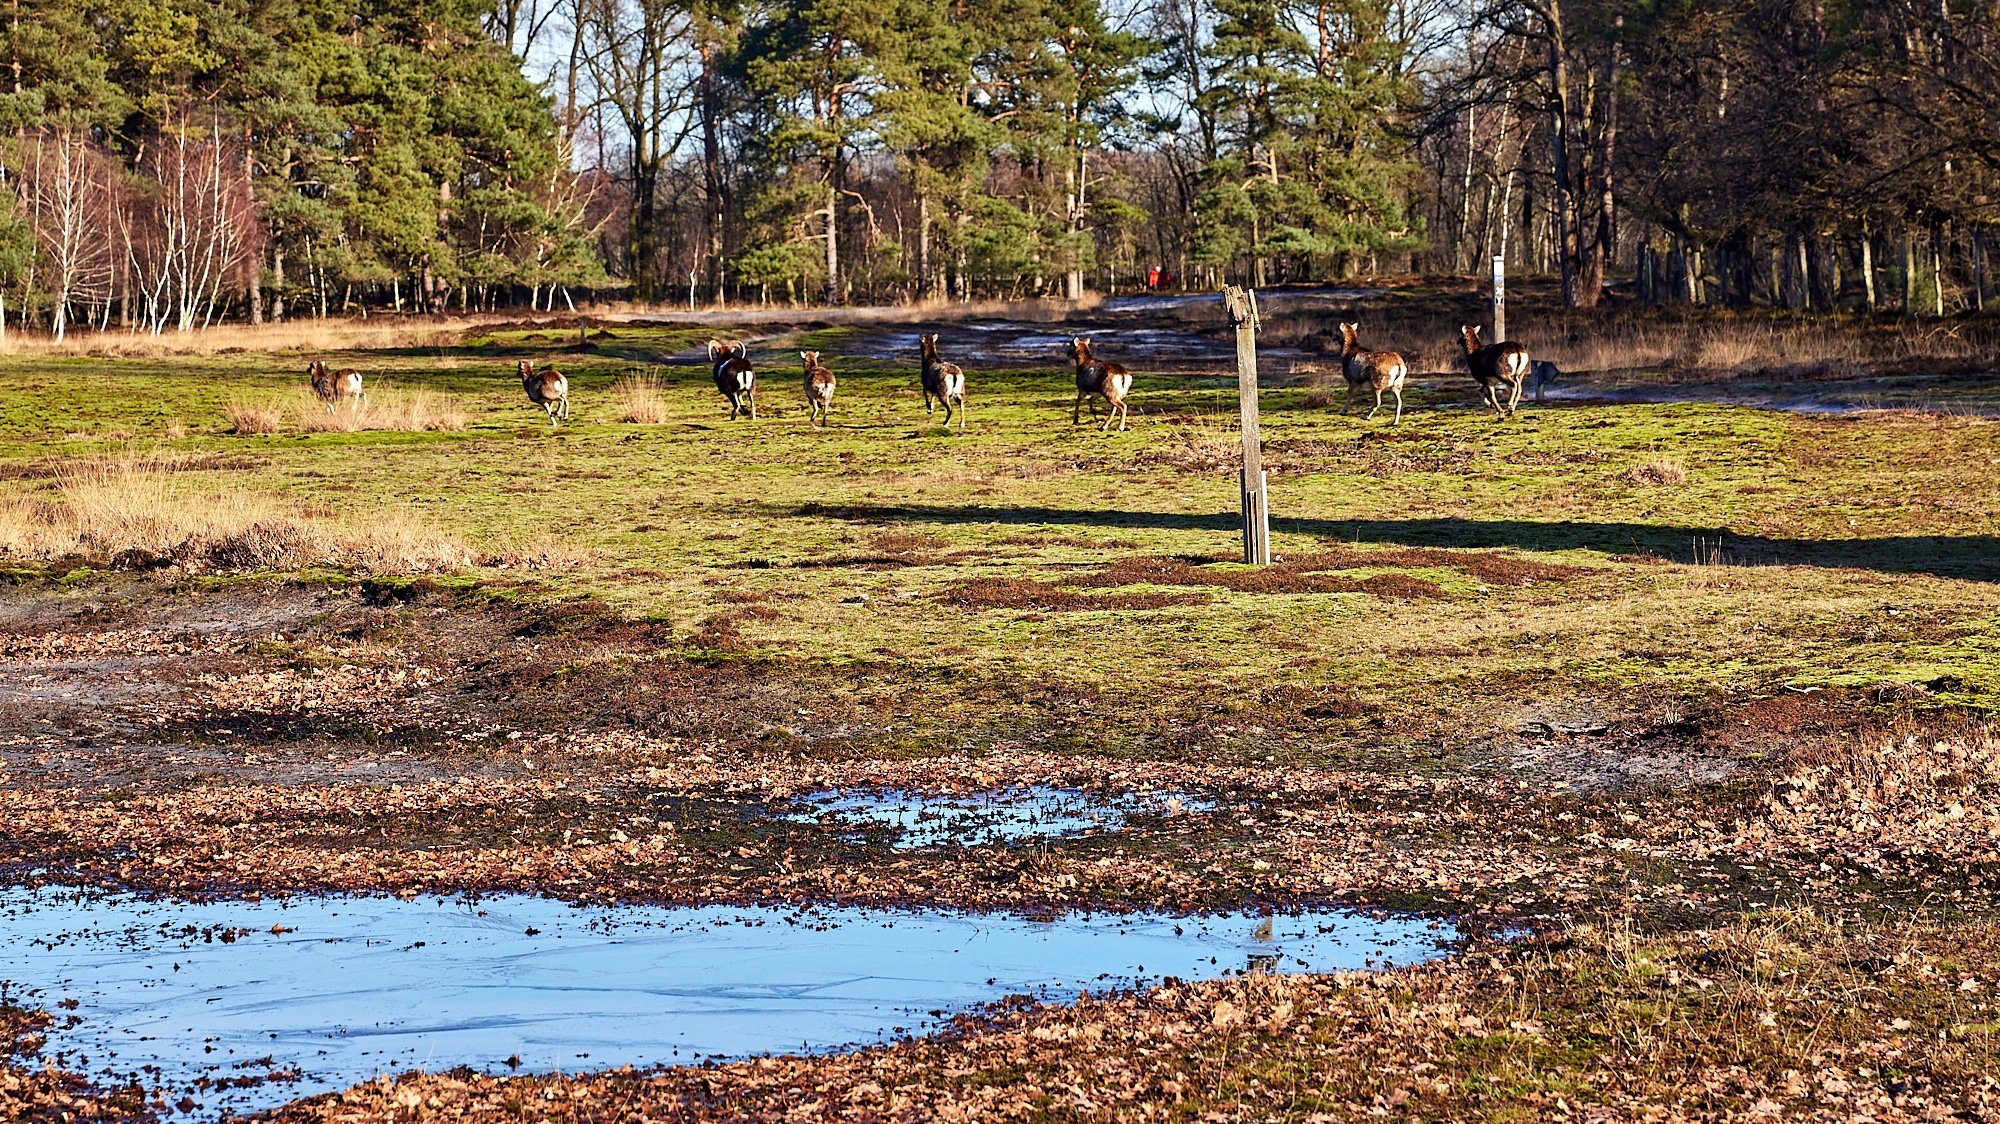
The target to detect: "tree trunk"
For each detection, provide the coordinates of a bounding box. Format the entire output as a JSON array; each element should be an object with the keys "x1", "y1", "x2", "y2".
[
  {"x1": 632, "y1": 168, "x2": 659, "y2": 303},
  {"x1": 916, "y1": 191, "x2": 931, "y2": 301},
  {"x1": 1545, "y1": 1, "x2": 1578, "y2": 306},
  {"x1": 1860, "y1": 229, "x2": 1876, "y2": 313},
  {"x1": 1973, "y1": 226, "x2": 1986, "y2": 312},
  {"x1": 1902, "y1": 227, "x2": 1918, "y2": 314},
  {"x1": 953, "y1": 217, "x2": 969, "y2": 302},
  {"x1": 1064, "y1": 145, "x2": 1086, "y2": 301},
  {"x1": 699, "y1": 36, "x2": 726, "y2": 306},
  {"x1": 823, "y1": 182, "x2": 839, "y2": 304},
  {"x1": 1932, "y1": 225, "x2": 1945, "y2": 317},
  {"x1": 1800, "y1": 232, "x2": 1816, "y2": 308},
  {"x1": 1458, "y1": 104, "x2": 1476, "y2": 271},
  {"x1": 1576, "y1": 13, "x2": 1619, "y2": 308}
]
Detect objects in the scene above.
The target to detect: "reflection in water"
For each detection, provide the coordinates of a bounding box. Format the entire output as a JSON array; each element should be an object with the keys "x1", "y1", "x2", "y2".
[
  {"x1": 2, "y1": 888, "x2": 1450, "y2": 1119},
  {"x1": 788, "y1": 784, "x2": 1219, "y2": 848}
]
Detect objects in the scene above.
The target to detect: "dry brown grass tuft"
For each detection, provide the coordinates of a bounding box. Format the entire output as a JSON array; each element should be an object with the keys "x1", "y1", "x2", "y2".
[
  {"x1": 1539, "y1": 315, "x2": 1991, "y2": 381},
  {"x1": 1145, "y1": 422, "x2": 1238, "y2": 473},
  {"x1": 477, "y1": 532, "x2": 602, "y2": 572},
  {"x1": 614, "y1": 369, "x2": 671, "y2": 424},
  {"x1": 1625, "y1": 460, "x2": 1689, "y2": 487},
  {"x1": 0, "y1": 318, "x2": 470, "y2": 358},
  {"x1": 222, "y1": 387, "x2": 466, "y2": 435},
  {"x1": 387, "y1": 388, "x2": 468, "y2": 432},
  {"x1": 0, "y1": 450, "x2": 469, "y2": 572},
  {"x1": 223, "y1": 398, "x2": 284, "y2": 435}
]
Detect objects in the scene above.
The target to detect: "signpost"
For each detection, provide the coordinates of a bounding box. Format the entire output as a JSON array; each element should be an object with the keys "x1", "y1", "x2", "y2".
[
  {"x1": 1223, "y1": 285, "x2": 1271, "y2": 566},
  {"x1": 1491, "y1": 254, "x2": 1507, "y2": 343}
]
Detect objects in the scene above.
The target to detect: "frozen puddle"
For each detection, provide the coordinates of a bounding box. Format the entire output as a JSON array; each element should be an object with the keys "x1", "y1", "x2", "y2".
[
  {"x1": 789, "y1": 784, "x2": 1218, "y2": 848},
  {"x1": 1, "y1": 887, "x2": 1451, "y2": 1119}
]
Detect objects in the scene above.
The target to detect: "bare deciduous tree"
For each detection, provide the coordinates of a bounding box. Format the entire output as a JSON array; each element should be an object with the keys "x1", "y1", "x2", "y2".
[
  {"x1": 122, "y1": 120, "x2": 263, "y2": 335},
  {"x1": 22, "y1": 131, "x2": 118, "y2": 342}
]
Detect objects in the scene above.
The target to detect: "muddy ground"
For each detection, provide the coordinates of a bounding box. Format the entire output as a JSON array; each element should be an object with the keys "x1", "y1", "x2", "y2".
[{"x1": 3, "y1": 285, "x2": 2000, "y2": 1120}]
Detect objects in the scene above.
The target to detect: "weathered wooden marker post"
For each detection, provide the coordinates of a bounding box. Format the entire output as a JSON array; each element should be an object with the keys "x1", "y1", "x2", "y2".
[
  {"x1": 1223, "y1": 285, "x2": 1271, "y2": 565},
  {"x1": 1491, "y1": 254, "x2": 1507, "y2": 342}
]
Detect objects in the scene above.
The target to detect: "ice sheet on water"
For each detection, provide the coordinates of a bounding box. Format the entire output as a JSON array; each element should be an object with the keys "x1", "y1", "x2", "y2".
[{"x1": 1, "y1": 887, "x2": 1451, "y2": 1120}]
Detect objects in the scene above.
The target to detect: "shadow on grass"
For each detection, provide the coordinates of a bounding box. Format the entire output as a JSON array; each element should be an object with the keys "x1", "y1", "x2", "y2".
[{"x1": 765, "y1": 502, "x2": 2000, "y2": 582}]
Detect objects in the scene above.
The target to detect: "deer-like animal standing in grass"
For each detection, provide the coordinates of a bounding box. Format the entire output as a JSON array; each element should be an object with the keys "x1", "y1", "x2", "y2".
[
  {"x1": 1459, "y1": 325, "x2": 1531, "y2": 418},
  {"x1": 802, "y1": 351, "x2": 836, "y2": 427},
  {"x1": 1067, "y1": 337, "x2": 1133, "y2": 431},
  {"x1": 918, "y1": 333, "x2": 966, "y2": 429},
  {"x1": 1337, "y1": 322, "x2": 1408, "y2": 424},
  {"x1": 308, "y1": 360, "x2": 365, "y2": 414},
  {"x1": 518, "y1": 359, "x2": 570, "y2": 428},
  {"x1": 709, "y1": 339, "x2": 757, "y2": 420}
]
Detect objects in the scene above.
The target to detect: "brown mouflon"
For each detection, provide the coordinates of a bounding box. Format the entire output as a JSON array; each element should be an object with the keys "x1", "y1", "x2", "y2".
[
  {"x1": 802, "y1": 350, "x2": 836, "y2": 427},
  {"x1": 918, "y1": 334, "x2": 967, "y2": 429},
  {"x1": 1066, "y1": 337, "x2": 1133, "y2": 432},
  {"x1": 1459, "y1": 325, "x2": 1531, "y2": 418},
  {"x1": 309, "y1": 360, "x2": 366, "y2": 414},
  {"x1": 518, "y1": 358, "x2": 570, "y2": 428},
  {"x1": 1337, "y1": 322, "x2": 1408, "y2": 424}
]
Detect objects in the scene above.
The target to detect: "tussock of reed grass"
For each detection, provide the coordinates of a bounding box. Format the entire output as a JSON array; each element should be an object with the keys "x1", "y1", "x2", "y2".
[
  {"x1": 224, "y1": 399, "x2": 284, "y2": 435},
  {"x1": 224, "y1": 386, "x2": 466, "y2": 435},
  {"x1": 0, "y1": 451, "x2": 470, "y2": 573},
  {"x1": 614, "y1": 369, "x2": 671, "y2": 423},
  {"x1": 1626, "y1": 460, "x2": 1688, "y2": 487}
]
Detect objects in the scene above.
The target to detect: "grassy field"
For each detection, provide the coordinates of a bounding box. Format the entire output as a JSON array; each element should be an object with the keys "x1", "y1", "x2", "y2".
[
  {"x1": 5, "y1": 315, "x2": 1998, "y2": 746},
  {"x1": 2, "y1": 290, "x2": 1998, "y2": 1119}
]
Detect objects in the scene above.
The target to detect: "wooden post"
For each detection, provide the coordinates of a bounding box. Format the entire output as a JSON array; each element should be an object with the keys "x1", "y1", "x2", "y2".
[
  {"x1": 1491, "y1": 254, "x2": 1507, "y2": 342},
  {"x1": 1223, "y1": 285, "x2": 1271, "y2": 566}
]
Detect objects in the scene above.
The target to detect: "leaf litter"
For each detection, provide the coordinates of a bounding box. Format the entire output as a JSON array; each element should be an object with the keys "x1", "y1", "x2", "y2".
[{"x1": 4, "y1": 582, "x2": 2000, "y2": 1119}]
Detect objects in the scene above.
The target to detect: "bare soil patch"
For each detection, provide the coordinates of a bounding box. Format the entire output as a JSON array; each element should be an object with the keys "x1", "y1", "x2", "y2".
[{"x1": 1071, "y1": 547, "x2": 1584, "y2": 596}]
